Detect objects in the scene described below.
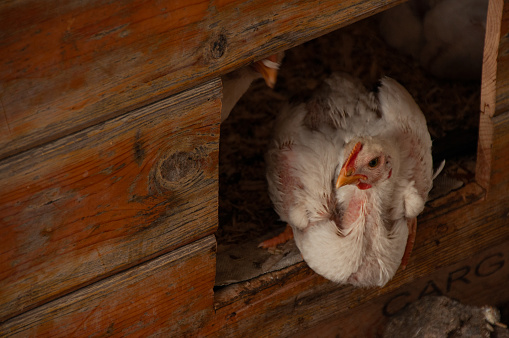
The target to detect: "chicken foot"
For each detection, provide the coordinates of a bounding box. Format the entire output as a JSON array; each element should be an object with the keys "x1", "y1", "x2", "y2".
[
  {"x1": 400, "y1": 217, "x2": 417, "y2": 269},
  {"x1": 258, "y1": 224, "x2": 294, "y2": 249}
]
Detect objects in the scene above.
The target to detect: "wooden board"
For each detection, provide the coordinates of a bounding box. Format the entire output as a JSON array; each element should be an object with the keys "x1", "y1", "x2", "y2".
[
  {"x1": 477, "y1": 0, "x2": 509, "y2": 190},
  {"x1": 0, "y1": 235, "x2": 216, "y2": 337},
  {"x1": 3, "y1": 181, "x2": 506, "y2": 336},
  {"x1": 0, "y1": 0, "x2": 404, "y2": 160},
  {"x1": 0, "y1": 79, "x2": 220, "y2": 322}
]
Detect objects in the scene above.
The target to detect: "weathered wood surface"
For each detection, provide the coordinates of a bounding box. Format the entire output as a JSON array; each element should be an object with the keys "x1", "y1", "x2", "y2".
[
  {"x1": 0, "y1": 0, "x2": 404, "y2": 160},
  {"x1": 2, "y1": 0, "x2": 509, "y2": 335},
  {"x1": 0, "y1": 235, "x2": 217, "y2": 337},
  {"x1": 477, "y1": 0, "x2": 509, "y2": 190},
  {"x1": 0, "y1": 79, "x2": 220, "y2": 322}
]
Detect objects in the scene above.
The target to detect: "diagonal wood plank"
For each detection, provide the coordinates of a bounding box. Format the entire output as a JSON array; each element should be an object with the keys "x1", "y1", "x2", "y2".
[{"x1": 295, "y1": 240, "x2": 509, "y2": 337}]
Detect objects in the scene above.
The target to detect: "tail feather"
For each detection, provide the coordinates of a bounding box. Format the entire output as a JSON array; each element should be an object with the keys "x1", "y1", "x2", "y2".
[{"x1": 432, "y1": 159, "x2": 446, "y2": 180}]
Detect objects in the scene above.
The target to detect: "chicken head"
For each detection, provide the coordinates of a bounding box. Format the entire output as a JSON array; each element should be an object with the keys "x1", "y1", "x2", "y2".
[{"x1": 336, "y1": 140, "x2": 396, "y2": 190}]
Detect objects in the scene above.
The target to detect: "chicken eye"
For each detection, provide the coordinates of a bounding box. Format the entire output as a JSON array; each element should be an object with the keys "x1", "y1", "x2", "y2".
[{"x1": 368, "y1": 157, "x2": 380, "y2": 168}]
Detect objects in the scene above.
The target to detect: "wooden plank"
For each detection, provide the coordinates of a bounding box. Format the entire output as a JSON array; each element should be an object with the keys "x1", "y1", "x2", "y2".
[
  {"x1": 0, "y1": 0, "x2": 405, "y2": 160},
  {"x1": 0, "y1": 235, "x2": 216, "y2": 337},
  {"x1": 207, "y1": 182, "x2": 509, "y2": 336},
  {"x1": 491, "y1": 111, "x2": 509, "y2": 194},
  {"x1": 477, "y1": 0, "x2": 509, "y2": 190},
  {"x1": 0, "y1": 79, "x2": 220, "y2": 322},
  {"x1": 494, "y1": 0, "x2": 509, "y2": 115}
]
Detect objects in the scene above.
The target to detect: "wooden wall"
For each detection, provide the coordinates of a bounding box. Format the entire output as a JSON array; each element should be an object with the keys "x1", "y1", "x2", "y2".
[
  {"x1": 1, "y1": 0, "x2": 508, "y2": 336},
  {"x1": 0, "y1": 78, "x2": 221, "y2": 323},
  {"x1": 0, "y1": 0, "x2": 405, "y2": 160}
]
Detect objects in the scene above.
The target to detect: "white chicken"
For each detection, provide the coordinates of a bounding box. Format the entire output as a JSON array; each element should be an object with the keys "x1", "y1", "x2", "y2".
[
  {"x1": 262, "y1": 73, "x2": 434, "y2": 287},
  {"x1": 221, "y1": 54, "x2": 282, "y2": 122}
]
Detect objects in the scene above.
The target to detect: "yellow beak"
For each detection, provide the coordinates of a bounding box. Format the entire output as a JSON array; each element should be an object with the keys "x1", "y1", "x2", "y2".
[
  {"x1": 336, "y1": 142, "x2": 366, "y2": 189},
  {"x1": 336, "y1": 168, "x2": 366, "y2": 189}
]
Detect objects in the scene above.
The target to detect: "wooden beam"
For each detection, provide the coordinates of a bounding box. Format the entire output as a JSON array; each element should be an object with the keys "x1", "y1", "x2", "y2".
[
  {"x1": 0, "y1": 236, "x2": 217, "y2": 337},
  {"x1": 477, "y1": 0, "x2": 509, "y2": 190},
  {"x1": 0, "y1": 79, "x2": 220, "y2": 322},
  {"x1": 0, "y1": 0, "x2": 404, "y2": 160}
]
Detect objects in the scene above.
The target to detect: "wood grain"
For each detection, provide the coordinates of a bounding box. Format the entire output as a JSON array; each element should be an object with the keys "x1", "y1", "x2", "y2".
[
  {"x1": 2, "y1": 0, "x2": 509, "y2": 335},
  {"x1": 0, "y1": 79, "x2": 220, "y2": 322},
  {"x1": 490, "y1": 111, "x2": 509, "y2": 195},
  {"x1": 0, "y1": 235, "x2": 216, "y2": 337},
  {"x1": 0, "y1": 0, "x2": 404, "y2": 160},
  {"x1": 477, "y1": 0, "x2": 509, "y2": 190}
]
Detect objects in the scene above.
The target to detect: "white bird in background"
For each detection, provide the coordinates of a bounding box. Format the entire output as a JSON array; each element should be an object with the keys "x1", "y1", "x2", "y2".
[
  {"x1": 261, "y1": 73, "x2": 436, "y2": 287},
  {"x1": 221, "y1": 54, "x2": 283, "y2": 122},
  {"x1": 379, "y1": 0, "x2": 488, "y2": 80}
]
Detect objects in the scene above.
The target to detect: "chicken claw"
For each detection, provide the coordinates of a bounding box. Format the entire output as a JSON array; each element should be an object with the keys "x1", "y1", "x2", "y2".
[
  {"x1": 401, "y1": 217, "x2": 417, "y2": 269},
  {"x1": 258, "y1": 224, "x2": 294, "y2": 249}
]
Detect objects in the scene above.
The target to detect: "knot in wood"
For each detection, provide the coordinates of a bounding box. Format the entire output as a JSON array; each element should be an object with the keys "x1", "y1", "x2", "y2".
[
  {"x1": 153, "y1": 148, "x2": 204, "y2": 192},
  {"x1": 159, "y1": 151, "x2": 199, "y2": 182},
  {"x1": 211, "y1": 34, "x2": 227, "y2": 59}
]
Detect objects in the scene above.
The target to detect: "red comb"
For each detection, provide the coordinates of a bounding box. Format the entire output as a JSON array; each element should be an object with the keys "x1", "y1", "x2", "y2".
[{"x1": 343, "y1": 142, "x2": 363, "y2": 169}]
